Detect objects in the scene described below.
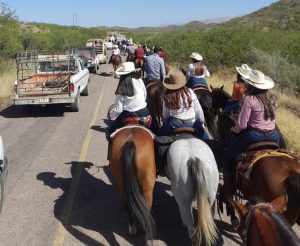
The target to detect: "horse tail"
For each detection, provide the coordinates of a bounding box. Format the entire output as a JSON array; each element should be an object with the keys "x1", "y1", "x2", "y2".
[
  {"x1": 189, "y1": 157, "x2": 218, "y2": 246},
  {"x1": 120, "y1": 141, "x2": 155, "y2": 242}
]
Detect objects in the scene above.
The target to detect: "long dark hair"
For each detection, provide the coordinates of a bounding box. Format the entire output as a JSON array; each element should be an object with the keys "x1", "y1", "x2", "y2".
[
  {"x1": 246, "y1": 84, "x2": 277, "y2": 120},
  {"x1": 115, "y1": 74, "x2": 135, "y2": 96},
  {"x1": 164, "y1": 86, "x2": 192, "y2": 110}
]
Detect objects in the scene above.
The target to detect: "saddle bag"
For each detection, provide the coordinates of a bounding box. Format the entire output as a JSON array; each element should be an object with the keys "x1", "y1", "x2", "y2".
[{"x1": 154, "y1": 136, "x2": 173, "y2": 174}]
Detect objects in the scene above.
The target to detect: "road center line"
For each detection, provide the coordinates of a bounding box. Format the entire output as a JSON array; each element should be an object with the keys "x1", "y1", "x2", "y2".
[{"x1": 53, "y1": 81, "x2": 107, "y2": 246}]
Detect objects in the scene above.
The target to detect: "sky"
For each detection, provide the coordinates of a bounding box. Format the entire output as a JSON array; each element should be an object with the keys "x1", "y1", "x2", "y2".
[{"x1": 6, "y1": 0, "x2": 278, "y2": 28}]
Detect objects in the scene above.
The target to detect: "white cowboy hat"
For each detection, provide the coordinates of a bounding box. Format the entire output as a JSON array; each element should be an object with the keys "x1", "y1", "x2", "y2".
[
  {"x1": 240, "y1": 69, "x2": 274, "y2": 90},
  {"x1": 115, "y1": 62, "x2": 141, "y2": 75},
  {"x1": 236, "y1": 64, "x2": 252, "y2": 79},
  {"x1": 190, "y1": 52, "x2": 203, "y2": 61},
  {"x1": 163, "y1": 69, "x2": 187, "y2": 90},
  {"x1": 113, "y1": 44, "x2": 118, "y2": 48}
]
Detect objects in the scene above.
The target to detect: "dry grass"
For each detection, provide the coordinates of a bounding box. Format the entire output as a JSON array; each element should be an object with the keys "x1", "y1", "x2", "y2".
[
  {"x1": 208, "y1": 68, "x2": 300, "y2": 153},
  {"x1": 0, "y1": 60, "x2": 16, "y2": 108}
]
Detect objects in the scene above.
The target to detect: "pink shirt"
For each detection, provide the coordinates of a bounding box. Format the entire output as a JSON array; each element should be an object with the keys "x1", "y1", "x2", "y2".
[{"x1": 232, "y1": 95, "x2": 276, "y2": 133}]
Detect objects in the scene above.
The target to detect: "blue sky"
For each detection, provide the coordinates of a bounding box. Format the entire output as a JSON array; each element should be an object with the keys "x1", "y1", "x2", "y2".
[{"x1": 7, "y1": 0, "x2": 278, "y2": 28}]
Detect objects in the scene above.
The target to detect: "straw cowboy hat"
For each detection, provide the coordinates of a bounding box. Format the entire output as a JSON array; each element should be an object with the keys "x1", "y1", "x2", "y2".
[
  {"x1": 238, "y1": 69, "x2": 274, "y2": 90},
  {"x1": 236, "y1": 64, "x2": 252, "y2": 79},
  {"x1": 190, "y1": 52, "x2": 203, "y2": 61},
  {"x1": 163, "y1": 69, "x2": 187, "y2": 90},
  {"x1": 115, "y1": 62, "x2": 140, "y2": 75}
]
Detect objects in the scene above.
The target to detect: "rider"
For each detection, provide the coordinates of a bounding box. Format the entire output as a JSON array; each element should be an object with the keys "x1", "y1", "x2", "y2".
[
  {"x1": 222, "y1": 68, "x2": 280, "y2": 224},
  {"x1": 157, "y1": 68, "x2": 208, "y2": 139},
  {"x1": 186, "y1": 52, "x2": 210, "y2": 88},
  {"x1": 144, "y1": 46, "x2": 166, "y2": 85},
  {"x1": 109, "y1": 44, "x2": 121, "y2": 64},
  {"x1": 224, "y1": 64, "x2": 251, "y2": 114},
  {"x1": 134, "y1": 44, "x2": 145, "y2": 60},
  {"x1": 107, "y1": 62, "x2": 156, "y2": 137}
]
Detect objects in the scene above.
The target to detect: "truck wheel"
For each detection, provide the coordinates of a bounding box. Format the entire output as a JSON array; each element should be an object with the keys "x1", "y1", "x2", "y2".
[
  {"x1": 0, "y1": 173, "x2": 4, "y2": 215},
  {"x1": 81, "y1": 83, "x2": 89, "y2": 96},
  {"x1": 71, "y1": 91, "x2": 80, "y2": 112}
]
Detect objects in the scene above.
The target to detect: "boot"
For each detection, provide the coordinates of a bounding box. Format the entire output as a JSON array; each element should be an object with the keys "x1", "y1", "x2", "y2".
[{"x1": 223, "y1": 172, "x2": 239, "y2": 227}]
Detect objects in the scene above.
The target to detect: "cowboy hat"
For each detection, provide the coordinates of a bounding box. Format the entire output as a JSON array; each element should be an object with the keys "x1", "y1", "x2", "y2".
[
  {"x1": 163, "y1": 69, "x2": 187, "y2": 90},
  {"x1": 236, "y1": 64, "x2": 252, "y2": 79},
  {"x1": 240, "y1": 69, "x2": 274, "y2": 90},
  {"x1": 190, "y1": 52, "x2": 203, "y2": 61},
  {"x1": 115, "y1": 62, "x2": 141, "y2": 75}
]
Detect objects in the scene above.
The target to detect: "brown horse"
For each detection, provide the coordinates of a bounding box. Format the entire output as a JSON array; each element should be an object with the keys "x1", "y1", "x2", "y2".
[
  {"x1": 108, "y1": 126, "x2": 156, "y2": 244},
  {"x1": 110, "y1": 55, "x2": 122, "y2": 73},
  {"x1": 146, "y1": 81, "x2": 164, "y2": 125},
  {"x1": 230, "y1": 200, "x2": 300, "y2": 246},
  {"x1": 126, "y1": 53, "x2": 135, "y2": 62},
  {"x1": 216, "y1": 110, "x2": 300, "y2": 226},
  {"x1": 135, "y1": 58, "x2": 145, "y2": 78}
]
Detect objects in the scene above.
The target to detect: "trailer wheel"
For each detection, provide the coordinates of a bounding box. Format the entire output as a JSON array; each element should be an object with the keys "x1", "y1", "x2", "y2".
[{"x1": 71, "y1": 91, "x2": 80, "y2": 112}]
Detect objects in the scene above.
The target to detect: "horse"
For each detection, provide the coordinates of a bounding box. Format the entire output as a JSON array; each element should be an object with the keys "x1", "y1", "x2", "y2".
[
  {"x1": 165, "y1": 137, "x2": 219, "y2": 246},
  {"x1": 126, "y1": 53, "x2": 135, "y2": 62},
  {"x1": 110, "y1": 55, "x2": 122, "y2": 73},
  {"x1": 108, "y1": 126, "x2": 156, "y2": 244},
  {"x1": 134, "y1": 58, "x2": 145, "y2": 78},
  {"x1": 216, "y1": 109, "x2": 300, "y2": 226},
  {"x1": 146, "y1": 81, "x2": 164, "y2": 125},
  {"x1": 229, "y1": 200, "x2": 300, "y2": 246}
]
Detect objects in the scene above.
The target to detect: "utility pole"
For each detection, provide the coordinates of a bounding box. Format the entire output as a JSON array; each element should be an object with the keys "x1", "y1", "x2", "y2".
[{"x1": 73, "y1": 12, "x2": 78, "y2": 27}]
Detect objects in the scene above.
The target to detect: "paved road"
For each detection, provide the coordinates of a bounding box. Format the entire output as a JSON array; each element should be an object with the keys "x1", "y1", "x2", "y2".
[{"x1": 0, "y1": 60, "x2": 298, "y2": 246}]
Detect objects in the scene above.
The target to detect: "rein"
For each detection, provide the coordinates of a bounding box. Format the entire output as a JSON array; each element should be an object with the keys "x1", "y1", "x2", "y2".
[{"x1": 242, "y1": 202, "x2": 273, "y2": 245}]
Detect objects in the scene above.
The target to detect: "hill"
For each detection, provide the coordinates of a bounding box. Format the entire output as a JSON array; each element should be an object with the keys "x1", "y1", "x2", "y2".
[{"x1": 224, "y1": 0, "x2": 300, "y2": 31}]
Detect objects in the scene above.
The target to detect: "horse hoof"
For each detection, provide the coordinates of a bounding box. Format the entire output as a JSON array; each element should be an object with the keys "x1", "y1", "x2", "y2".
[{"x1": 129, "y1": 223, "x2": 137, "y2": 235}]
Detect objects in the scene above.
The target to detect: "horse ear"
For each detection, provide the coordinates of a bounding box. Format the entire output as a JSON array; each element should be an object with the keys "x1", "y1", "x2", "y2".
[
  {"x1": 220, "y1": 85, "x2": 224, "y2": 90},
  {"x1": 210, "y1": 84, "x2": 214, "y2": 90},
  {"x1": 228, "y1": 199, "x2": 248, "y2": 219}
]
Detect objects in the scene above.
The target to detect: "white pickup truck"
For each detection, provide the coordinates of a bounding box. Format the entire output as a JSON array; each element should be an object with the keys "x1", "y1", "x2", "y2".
[{"x1": 12, "y1": 51, "x2": 90, "y2": 112}]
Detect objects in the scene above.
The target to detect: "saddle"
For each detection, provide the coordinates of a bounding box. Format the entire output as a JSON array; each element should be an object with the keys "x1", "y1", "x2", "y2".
[
  {"x1": 122, "y1": 116, "x2": 153, "y2": 128},
  {"x1": 154, "y1": 127, "x2": 197, "y2": 177}
]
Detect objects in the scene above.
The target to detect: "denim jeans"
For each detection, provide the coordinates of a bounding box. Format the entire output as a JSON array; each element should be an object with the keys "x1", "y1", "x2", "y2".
[
  {"x1": 157, "y1": 117, "x2": 209, "y2": 140},
  {"x1": 186, "y1": 77, "x2": 208, "y2": 88},
  {"x1": 107, "y1": 107, "x2": 156, "y2": 136},
  {"x1": 222, "y1": 128, "x2": 280, "y2": 173}
]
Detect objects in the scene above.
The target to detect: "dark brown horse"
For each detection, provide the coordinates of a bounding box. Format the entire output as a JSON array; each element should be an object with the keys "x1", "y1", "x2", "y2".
[
  {"x1": 146, "y1": 81, "x2": 164, "y2": 125},
  {"x1": 108, "y1": 126, "x2": 156, "y2": 244},
  {"x1": 135, "y1": 58, "x2": 145, "y2": 78},
  {"x1": 230, "y1": 200, "x2": 300, "y2": 246},
  {"x1": 126, "y1": 53, "x2": 135, "y2": 62},
  {"x1": 216, "y1": 110, "x2": 300, "y2": 226},
  {"x1": 110, "y1": 55, "x2": 122, "y2": 73}
]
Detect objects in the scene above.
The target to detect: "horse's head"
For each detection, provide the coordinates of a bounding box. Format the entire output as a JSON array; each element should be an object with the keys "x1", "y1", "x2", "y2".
[
  {"x1": 210, "y1": 85, "x2": 231, "y2": 115},
  {"x1": 229, "y1": 199, "x2": 300, "y2": 246}
]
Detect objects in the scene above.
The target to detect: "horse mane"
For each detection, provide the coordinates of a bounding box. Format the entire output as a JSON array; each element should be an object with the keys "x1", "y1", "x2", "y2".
[
  {"x1": 261, "y1": 207, "x2": 300, "y2": 246},
  {"x1": 211, "y1": 87, "x2": 231, "y2": 110}
]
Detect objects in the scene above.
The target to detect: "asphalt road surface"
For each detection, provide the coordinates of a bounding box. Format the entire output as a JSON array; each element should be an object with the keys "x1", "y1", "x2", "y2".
[{"x1": 0, "y1": 58, "x2": 299, "y2": 246}]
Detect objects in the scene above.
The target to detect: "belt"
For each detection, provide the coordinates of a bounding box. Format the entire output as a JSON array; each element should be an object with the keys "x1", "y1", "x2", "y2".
[{"x1": 247, "y1": 126, "x2": 275, "y2": 134}]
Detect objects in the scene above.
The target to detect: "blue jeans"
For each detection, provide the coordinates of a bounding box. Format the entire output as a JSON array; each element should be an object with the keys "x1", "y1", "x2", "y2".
[
  {"x1": 222, "y1": 128, "x2": 280, "y2": 173},
  {"x1": 107, "y1": 107, "x2": 156, "y2": 136},
  {"x1": 157, "y1": 117, "x2": 209, "y2": 140},
  {"x1": 186, "y1": 77, "x2": 208, "y2": 88}
]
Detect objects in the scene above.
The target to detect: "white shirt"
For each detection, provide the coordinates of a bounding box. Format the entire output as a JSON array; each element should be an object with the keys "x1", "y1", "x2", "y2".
[
  {"x1": 110, "y1": 78, "x2": 147, "y2": 119},
  {"x1": 186, "y1": 63, "x2": 210, "y2": 79},
  {"x1": 112, "y1": 48, "x2": 120, "y2": 55},
  {"x1": 162, "y1": 88, "x2": 205, "y2": 123}
]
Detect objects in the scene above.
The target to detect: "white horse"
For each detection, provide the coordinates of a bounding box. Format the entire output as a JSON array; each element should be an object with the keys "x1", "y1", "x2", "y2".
[{"x1": 166, "y1": 138, "x2": 219, "y2": 246}]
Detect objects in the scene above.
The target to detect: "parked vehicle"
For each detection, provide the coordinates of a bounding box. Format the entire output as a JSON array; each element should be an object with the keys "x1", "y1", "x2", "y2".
[
  {"x1": 86, "y1": 38, "x2": 107, "y2": 64},
  {"x1": 104, "y1": 41, "x2": 113, "y2": 50},
  {"x1": 77, "y1": 46, "x2": 99, "y2": 73},
  {"x1": 0, "y1": 136, "x2": 8, "y2": 215},
  {"x1": 12, "y1": 50, "x2": 89, "y2": 112}
]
